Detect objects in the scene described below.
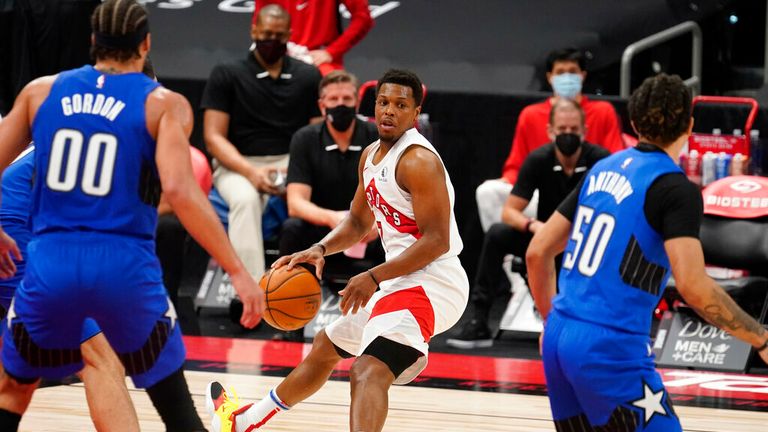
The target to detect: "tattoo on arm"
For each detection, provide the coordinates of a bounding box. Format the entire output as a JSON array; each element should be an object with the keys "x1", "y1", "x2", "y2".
[{"x1": 692, "y1": 289, "x2": 764, "y2": 337}]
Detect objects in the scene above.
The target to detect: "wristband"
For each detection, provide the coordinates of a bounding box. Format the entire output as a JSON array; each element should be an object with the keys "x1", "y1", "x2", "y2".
[
  {"x1": 312, "y1": 242, "x2": 327, "y2": 256},
  {"x1": 367, "y1": 269, "x2": 380, "y2": 288},
  {"x1": 525, "y1": 218, "x2": 536, "y2": 233},
  {"x1": 757, "y1": 339, "x2": 768, "y2": 353}
]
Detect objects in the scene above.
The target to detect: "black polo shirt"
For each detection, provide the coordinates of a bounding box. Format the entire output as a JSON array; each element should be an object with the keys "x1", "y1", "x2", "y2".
[
  {"x1": 200, "y1": 53, "x2": 321, "y2": 156},
  {"x1": 512, "y1": 142, "x2": 610, "y2": 221},
  {"x1": 287, "y1": 118, "x2": 378, "y2": 210}
]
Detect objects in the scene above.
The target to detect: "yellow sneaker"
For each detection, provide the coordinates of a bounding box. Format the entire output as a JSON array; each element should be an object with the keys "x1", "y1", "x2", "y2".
[{"x1": 206, "y1": 381, "x2": 252, "y2": 432}]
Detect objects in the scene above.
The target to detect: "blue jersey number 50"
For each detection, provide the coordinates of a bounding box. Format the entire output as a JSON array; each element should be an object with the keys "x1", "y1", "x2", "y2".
[{"x1": 562, "y1": 205, "x2": 616, "y2": 276}]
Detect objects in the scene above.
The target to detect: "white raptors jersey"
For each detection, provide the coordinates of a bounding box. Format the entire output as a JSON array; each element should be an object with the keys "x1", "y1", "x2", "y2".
[{"x1": 363, "y1": 128, "x2": 463, "y2": 262}]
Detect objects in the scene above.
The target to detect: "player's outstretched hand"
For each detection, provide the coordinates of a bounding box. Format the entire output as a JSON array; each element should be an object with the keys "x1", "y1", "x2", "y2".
[
  {"x1": 229, "y1": 270, "x2": 264, "y2": 329},
  {"x1": 272, "y1": 244, "x2": 326, "y2": 280},
  {"x1": 338, "y1": 271, "x2": 378, "y2": 316},
  {"x1": 0, "y1": 230, "x2": 21, "y2": 278}
]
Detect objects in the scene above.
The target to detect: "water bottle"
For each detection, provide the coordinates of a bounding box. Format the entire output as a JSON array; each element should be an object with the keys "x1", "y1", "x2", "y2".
[
  {"x1": 701, "y1": 152, "x2": 717, "y2": 186},
  {"x1": 731, "y1": 153, "x2": 747, "y2": 175},
  {"x1": 715, "y1": 152, "x2": 732, "y2": 180},
  {"x1": 750, "y1": 130, "x2": 763, "y2": 176},
  {"x1": 686, "y1": 150, "x2": 701, "y2": 186}
]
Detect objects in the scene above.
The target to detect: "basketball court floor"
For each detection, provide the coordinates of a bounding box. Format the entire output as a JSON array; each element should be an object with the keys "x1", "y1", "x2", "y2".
[{"x1": 19, "y1": 335, "x2": 768, "y2": 431}]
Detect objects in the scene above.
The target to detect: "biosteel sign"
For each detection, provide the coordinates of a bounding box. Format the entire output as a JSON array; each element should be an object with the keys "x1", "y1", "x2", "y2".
[{"x1": 702, "y1": 175, "x2": 768, "y2": 219}]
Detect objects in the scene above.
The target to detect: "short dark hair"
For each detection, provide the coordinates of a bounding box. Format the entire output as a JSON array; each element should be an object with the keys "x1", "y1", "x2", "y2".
[
  {"x1": 319, "y1": 70, "x2": 358, "y2": 97},
  {"x1": 376, "y1": 69, "x2": 423, "y2": 107},
  {"x1": 628, "y1": 73, "x2": 692, "y2": 145},
  {"x1": 548, "y1": 98, "x2": 585, "y2": 126},
  {"x1": 545, "y1": 48, "x2": 586, "y2": 72},
  {"x1": 90, "y1": 0, "x2": 149, "y2": 63}
]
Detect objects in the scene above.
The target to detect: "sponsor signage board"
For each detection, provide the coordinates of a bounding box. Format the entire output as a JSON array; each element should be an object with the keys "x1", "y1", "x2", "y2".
[{"x1": 655, "y1": 308, "x2": 754, "y2": 372}]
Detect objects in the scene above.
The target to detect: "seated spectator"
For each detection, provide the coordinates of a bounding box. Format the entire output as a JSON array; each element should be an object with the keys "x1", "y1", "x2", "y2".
[
  {"x1": 476, "y1": 47, "x2": 623, "y2": 232},
  {"x1": 277, "y1": 69, "x2": 383, "y2": 340},
  {"x1": 253, "y1": 0, "x2": 374, "y2": 75},
  {"x1": 201, "y1": 4, "x2": 322, "y2": 279},
  {"x1": 448, "y1": 99, "x2": 609, "y2": 349}
]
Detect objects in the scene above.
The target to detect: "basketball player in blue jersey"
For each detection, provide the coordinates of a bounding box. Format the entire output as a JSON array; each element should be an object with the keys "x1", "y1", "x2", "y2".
[
  {"x1": 527, "y1": 73, "x2": 768, "y2": 431},
  {"x1": 0, "y1": 1, "x2": 264, "y2": 430},
  {"x1": 0, "y1": 147, "x2": 135, "y2": 429},
  {"x1": 0, "y1": 63, "x2": 212, "y2": 432}
]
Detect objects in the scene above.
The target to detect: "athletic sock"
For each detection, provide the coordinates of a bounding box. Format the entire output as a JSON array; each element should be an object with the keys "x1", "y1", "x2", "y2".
[
  {"x1": 146, "y1": 367, "x2": 207, "y2": 431},
  {"x1": 234, "y1": 388, "x2": 290, "y2": 432},
  {"x1": 0, "y1": 408, "x2": 21, "y2": 431}
]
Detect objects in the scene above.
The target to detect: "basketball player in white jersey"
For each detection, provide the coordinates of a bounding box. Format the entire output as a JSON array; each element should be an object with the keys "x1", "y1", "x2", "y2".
[{"x1": 204, "y1": 69, "x2": 469, "y2": 432}]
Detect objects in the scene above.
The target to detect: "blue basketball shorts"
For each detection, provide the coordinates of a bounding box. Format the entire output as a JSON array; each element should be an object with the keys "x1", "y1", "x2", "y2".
[
  {"x1": 542, "y1": 310, "x2": 681, "y2": 432},
  {"x1": 0, "y1": 267, "x2": 99, "y2": 343},
  {"x1": 2, "y1": 233, "x2": 184, "y2": 388}
]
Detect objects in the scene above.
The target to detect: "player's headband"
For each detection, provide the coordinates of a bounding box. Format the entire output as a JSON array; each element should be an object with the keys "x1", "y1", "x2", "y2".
[{"x1": 94, "y1": 21, "x2": 149, "y2": 50}]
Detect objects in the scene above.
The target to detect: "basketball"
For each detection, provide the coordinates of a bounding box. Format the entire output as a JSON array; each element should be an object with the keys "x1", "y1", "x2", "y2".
[{"x1": 259, "y1": 265, "x2": 322, "y2": 331}]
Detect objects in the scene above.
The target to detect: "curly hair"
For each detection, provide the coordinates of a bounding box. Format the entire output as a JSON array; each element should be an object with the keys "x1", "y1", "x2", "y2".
[
  {"x1": 628, "y1": 73, "x2": 692, "y2": 145},
  {"x1": 90, "y1": 0, "x2": 149, "y2": 63},
  {"x1": 376, "y1": 69, "x2": 423, "y2": 107}
]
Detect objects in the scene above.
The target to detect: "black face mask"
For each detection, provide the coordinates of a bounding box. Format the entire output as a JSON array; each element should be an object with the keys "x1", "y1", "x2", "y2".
[
  {"x1": 255, "y1": 39, "x2": 287, "y2": 65},
  {"x1": 326, "y1": 105, "x2": 356, "y2": 131},
  {"x1": 555, "y1": 133, "x2": 582, "y2": 156}
]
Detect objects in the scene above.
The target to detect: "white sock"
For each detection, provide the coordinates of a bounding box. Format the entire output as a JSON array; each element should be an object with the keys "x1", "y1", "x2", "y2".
[{"x1": 235, "y1": 388, "x2": 290, "y2": 432}]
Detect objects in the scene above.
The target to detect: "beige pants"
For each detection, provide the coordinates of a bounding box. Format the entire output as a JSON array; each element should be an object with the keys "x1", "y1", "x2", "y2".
[
  {"x1": 475, "y1": 178, "x2": 539, "y2": 232},
  {"x1": 212, "y1": 154, "x2": 289, "y2": 279}
]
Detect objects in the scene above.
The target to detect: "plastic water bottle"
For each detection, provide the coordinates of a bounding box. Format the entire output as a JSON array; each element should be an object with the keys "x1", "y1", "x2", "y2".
[
  {"x1": 750, "y1": 130, "x2": 763, "y2": 176},
  {"x1": 715, "y1": 152, "x2": 732, "y2": 180},
  {"x1": 685, "y1": 150, "x2": 701, "y2": 186},
  {"x1": 701, "y1": 152, "x2": 717, "y2": 185},
  {"x1": 731, "y1": 153, "x2": 747, "y2": 175}
]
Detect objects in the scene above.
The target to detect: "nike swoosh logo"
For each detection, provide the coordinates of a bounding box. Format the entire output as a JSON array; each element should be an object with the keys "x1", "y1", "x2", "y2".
[{"x1": 296, "y1": 2, "x2": 309, "y2": 10}]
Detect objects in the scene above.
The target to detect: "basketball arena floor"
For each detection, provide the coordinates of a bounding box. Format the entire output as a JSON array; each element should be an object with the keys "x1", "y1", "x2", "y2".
[{"x1": 19, "y1": 302, "x2": 768, "y2": 431}]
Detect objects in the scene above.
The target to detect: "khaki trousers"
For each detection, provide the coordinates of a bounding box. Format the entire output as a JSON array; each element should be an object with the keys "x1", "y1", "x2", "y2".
[{"x1": 212, "y1": 154, "x2": 289, "y2": 279}]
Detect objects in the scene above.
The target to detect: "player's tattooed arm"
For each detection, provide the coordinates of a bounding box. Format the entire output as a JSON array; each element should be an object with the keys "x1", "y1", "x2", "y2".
[
  {"x1": 689, "y1": 288, "x2": 766, "y2": 342},
  {"x1": 667, "y1": 237, "x2": 768, "y2": 349}
]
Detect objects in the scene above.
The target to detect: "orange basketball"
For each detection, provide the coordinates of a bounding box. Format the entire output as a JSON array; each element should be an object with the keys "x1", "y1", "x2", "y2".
[{"x1": 259, "y1": 265, "x2": 322, "y2": 331}]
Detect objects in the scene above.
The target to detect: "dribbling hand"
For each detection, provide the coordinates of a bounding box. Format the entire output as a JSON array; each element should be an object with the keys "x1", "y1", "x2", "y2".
[
  {"x1": 229, "y1": 270, "x2": 264, "y2": 329},
  {"x1": 338, "y1": 272, "x2": 378, "y2": 316},
  {"x1": 0, "y1": 230, "x2": 21, "y2": 278},
  {"x1": 272, "y1": 244, "x2": 326, "y2": 280}
]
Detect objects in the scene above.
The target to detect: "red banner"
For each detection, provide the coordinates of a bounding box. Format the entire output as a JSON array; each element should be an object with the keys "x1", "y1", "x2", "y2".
[{"x1": 688, "y1": 134, "x2": 750, "y2": 156}]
